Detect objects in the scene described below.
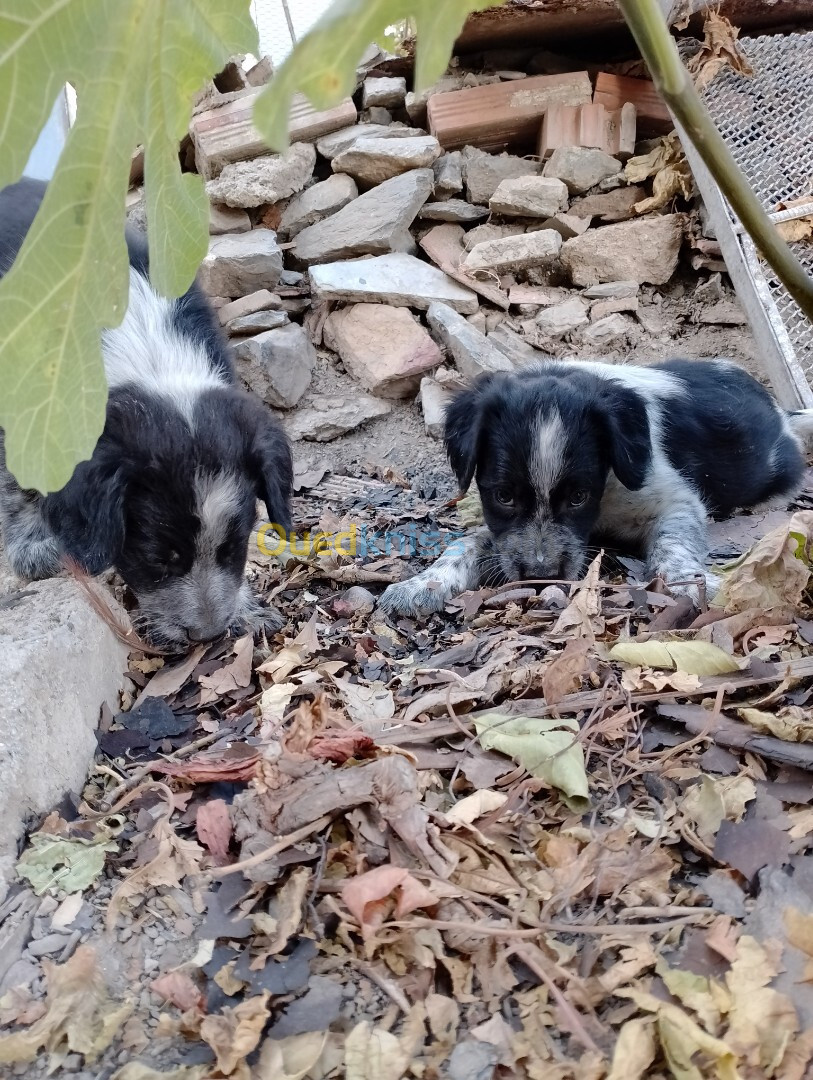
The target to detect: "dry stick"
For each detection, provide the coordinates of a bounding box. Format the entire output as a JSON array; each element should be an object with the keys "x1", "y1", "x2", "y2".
[
  {"x1": 389, "y1": 913, "x2": 710, "y2": 938},
  {"x1": 511, "y1": 946, "x2": 602, "y2": 1055},
  {"x1": 352, "y1": 960, "x2": 411, "y2": 1014},
  {"x1": 209, "y1": 814, "x2": 334, "y2": 878},
  {"x1": 98, "y1": 730, "x2": 223, "y2": 811}
]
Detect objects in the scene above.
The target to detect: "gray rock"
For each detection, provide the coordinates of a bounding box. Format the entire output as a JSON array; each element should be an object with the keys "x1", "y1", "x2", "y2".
[
  {"x1": 323, "y1": 304, "x2": 442, "y2": 398},
  {"x1": 561, "y1": 215, "x2": 684, "y2": 286},
  {"x1": 417, "y1": 199, "x2": 489, "y2": 224},
  {"x1": 209, "y1": 203, "x2": 251, "y2": 235},
  {"x1": 489, "y1": 176, "x2": 568, "y2": 218},
  {"x1": 309, "y1": 253, "x2": 479, "y2": 314},
  {"x1": 582, "y1": 280, "x2": 640, "y2": 299},
  {"x1": 462, "y1": 146, "x2": 541, "y2": 206},
  {"x1": 293, "y1": 169, "x2": 433, "y2": 266},
  {"x1": 286, "y1": 394, "x2": 391, "y2": 441},
  {"x1": 697, "y1": 300, "x2": 748, "y2": 325},
  {"x1": 367, "y1": 107, "x2": 393, "y2": 125},
  {"x1": 539, "y1": 212, "x2": 591, "y2": 240},
  {"x1": 448, "y1": 1039, "x2": 499, "y2": 1080},
  {"x1": 405, "y1": 75, "x2": 467, "y2": 125},
  {"x1": 227, "y1": 309, "x2": 289, "y2": 334},
  {"x1": 488, "y1": 324, "x2": 539, "y2": 368},
  {"x1": 433, "y1": 151, "x2": 463, "y2": 198},
  {"x1": 205, "y1": 143, "x2": 316, "y2": 208},
  {"x1": 535, "y1": 296, "x2": 590, "y2": 336},
  {"x1": 232, "y1": 323, "x2": 316, "y2": 408},
  {"x1": 217, "y1": 288, "x2": 282, "y2": 325},
  {"x1": 570, "y1": 185, "x2": 646, "y2": 223},
  {"x1": 0, "y1": 575, "x2": 128, "y2": 901},
  {"x1": 362, "y1": 76, "x2": 407, "y2": 109},
  {"x1": 279, "y1": 174, "x2": 358, "y2": 239},
  {"x1": 420, "y1": 376, "x2": 455, "y2": 439},
  {"x1": 463, "y1": 229, "x2": 562, "y2": 274},
  {"x1": 316, "y1": 122, "x2": 424, "y2": 160},
  {"x1": 581, "y1": 312, "x2": 636, "y2": 345},
  {"x1": 332, "y1": 136, "x2": 442, "y2": 186},
  {"x1": 543, "y1": 146, "x2": 622, "y2": 195},
  {"x1": 463, "y1": 222, "x2": 525, "y2": 251},
  {"x1": 198, "y1": 230, "x2": 283, "y2": 297},
  {"x1": 427, "y1": 303, "x2": 513, "y2": 379}
]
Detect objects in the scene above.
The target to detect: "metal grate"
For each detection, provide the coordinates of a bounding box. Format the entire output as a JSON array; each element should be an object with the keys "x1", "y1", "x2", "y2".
[{"x1": 681, "y1": 31, "x2": 813, "y2": 407}]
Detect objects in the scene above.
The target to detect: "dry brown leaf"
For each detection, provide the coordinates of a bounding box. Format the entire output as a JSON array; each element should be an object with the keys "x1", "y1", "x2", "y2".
[
  {"x1": 149, "y1": 742, "x2": 260, "y2": 784},
  {"x1": 687, "y1": 11, "x2": 754, "y2": 91},
  {"x1": 199, "y1": 634, "x2": 254, "y2": 704},
  {"x1": 725, "y1": 936, "x2": 798, "y2": 1069},
  {"x1": 0, "y1": 987, "x2": 47, "y2": 1028},
  {"x1": 342, "y1": 865, "x2": 439, "y2": 940},
  {"x1": 444, "y1": 789, "x2": 508, "y2": 826},
  {"x1": 199, "y1": 993, "x2": 270, "y2": 1076},
  {"x1": 112, "y1": 1066, "x2": 209, "y2": 1080},
  {"x1": 542, "y1": 637, "x2": 592, "y2": 706},
  {"x1": 252, "y1": 867, "x2": 311, "y2": 958},
  {"x1": 552, "y1": 553, "x2": 604, "y2": 639},
  {"x1": 254, "y1": 1031, "x2": 328, "y2": 1080},
  {"x1": 137, "y1": 645, "x2": 206, "y2": 703},
  {"x1": 0, "y1": 945, "x2": 132, "y2": 1066},
  {"x1": 714, "y1": 511, "x2": 813, "y2": 614},
  {"x1": 150, "y1": 971, "x2": 204, "y2": 1013},
  {"x1": 625, "y1": 133, "x2": 693, "y2": 213},
  {"x1": 607, "y1": 1016, "x2": 657, "y2": 1080},
  {"x1": 196, "y1": 798, "x2": 233, "y2": 864},
  {"x1": 738, "y1": 705, "x2": 813, "y2": 743},
  {"x1": 344, "y1": 1021, "x2": 411, "y2": 1080}
]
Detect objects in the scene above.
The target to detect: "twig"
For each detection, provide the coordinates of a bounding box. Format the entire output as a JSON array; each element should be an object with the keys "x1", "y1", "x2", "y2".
[
  {"x1": 98, "y1": 730, "x2": 223, "y2": 810},
  {"x1": 209, "y1": 814, "x2": 333, "y2": 878},
  {"x1": 511, "y1": 946, "x2": 601, "y2": 1055},
  {"x1": 352, "y1": 960, "x2": 411, "y2": 1014},
  {"x1": 391, "y1": 912, "x2": 711, "y2": 938}
]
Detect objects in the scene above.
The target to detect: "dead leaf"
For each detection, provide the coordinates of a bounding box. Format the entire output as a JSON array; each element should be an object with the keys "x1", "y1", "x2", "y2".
[
  {"x1": 148, "y1": 742, "x2": 260, "y2": 783},
  {"x1": 332, "y1": 676, "x2": 395, "y2": 728},
  {"x1": 199, "y1": 635, "x2": 254, "y2": 705},
  {"x1": 687, "y1": 10, "x2": 754, "y2": 90},
  {"x1": 196, "y1": 799, "x2": 233, "y2": 864},
  {"x1": 345, "y1": 1021, "x2": 411, "y2": 1080},
  {"x1": 445, "y1": 789, "x2": 508, "y2": 826},
  {"x1": 714, "y1": 511, "x2": 813, "y2": 614},
  {"x1": 542, "y1": 638, "x2": 592, "y2": 706},
  {"x1": 199, "y1": 993, "x2": 270, "y2": 1076},
  {"x1": 625, "y1": 133, "x2": 693, "y2": 213},
  {"x1": 309, "y1": 731, "x2": 378, "y2": 763},
  {"x1": 112, "y1": 1066, "x2": 209, "y2": 1080},
  {"x1": 254, "y1": 1031, "x2": 328, "y2": 1080},
  {"x1": 150, "y1": 971, "x2": 204, "y2": 1013},
  {"x1": 137, "y1": 645, "x2": 206, "y2": 703},
  {"x1": 16, "y1": 831, "x2": 118, "y2": 895},
  {"x1": 0, "y1": 945, "x2": 131, "y2": 1065},
  {"x1": 342, "y1": 865, "x2": 439, "y2": 939},
  {"x1": 552, "y1": 553, "x2": 604, "y2": 639},
  {"x1": 610, "y1": 638, "x2": 740, "y2": 676},
  {"x1": 607, "y1": 1016, "x2": 656, "y2": 1080},
  {"x1": 252, "y1": 867, "x2": 311, "y2": 957},
  {"x1": 739, "y1": 706, "x2": 813, "y2": 743}
]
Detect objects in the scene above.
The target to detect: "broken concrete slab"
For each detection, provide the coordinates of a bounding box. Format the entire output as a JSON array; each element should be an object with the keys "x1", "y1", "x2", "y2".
[
  {"x1": 535, "y1": 296, "x2": 590, "y2": 336},
  {"x1": 462, "y1": 146, "x2": 541, "y2": 206},
  {"x1": 362, "y1": 76, "x2": 407, "y2": 109},
  {"x1": 427, "y1": 303, "x2": 514, "y2": 379},
  {"x1": 561, "y1": 214, "x2": 684, "y2": 286},
  {"x1": 417, "y1": 199, "x2": 489, "y2": 223},
  {"x1": 316, "y1": 122, "x2": 424, "y2": 160},
  {"x1": 278, "y1": 174, "x2": 358, "y2": 240},
  {"x1": 543, "y1": 146, "x2": 622, "y2": 195},
  {"x1": 570, "y1": 185, "x2": 646, "y2": 223},
  {"x1": 332, "y1": 136, "x2": 442, "y2": 186},
  {"x1": 286, "y1": 394, "x2": 392, "y2": 441},
  {"x1": 198, "y1": 230, "x2": 283, "y2": 297},
  {"x1": 489, "y1": 176, "x2": 569, "y2": 218},
  {"x1": 309, "y1": 252, "x2": 479, "y2": 314},
  {"x1": 218, "y1": 288, "x2": 282, "y2": 325},
  {"x1": 205, "y1": 143, "x2": 316, "y2": 208},
  {"x1": 0, "y1": 577, "x2": 128, "y2": 901},
  {"x1": 293, "y1": 169, "x2": 433, "y2": 266},
  {"x1": 209, "y1": 203, "x2": 251, "y2": 235},
  {"x1": 232, "y1": 323, "x2": 316, "y2": 408},
  {"x1": 420, "y1": 376, "x2": 455, "y2": 439},
  {"x1": 433, "y1": 152, "x2": 463, "y2": 198},
  {"x1": 420, "y1": 224, "x2": 510, "y2": 311},
  {"x1": 463, "y1": 229, "x2": 562, "y2": 274},
  {"x1": 323, "y1": 304, "x2": 442, "y2": 398},
  {"x1": 227, "y1": 309, "x2": 289, "y2": 334}
]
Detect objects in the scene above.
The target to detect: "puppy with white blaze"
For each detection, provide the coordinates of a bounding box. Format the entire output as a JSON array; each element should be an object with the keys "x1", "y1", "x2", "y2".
[
  {"x1": 381, "y1": 359, "x2": 813, "y2": 617},
  {"x1": 0, "y1": 178, "x2": 293, "y2": 649}
]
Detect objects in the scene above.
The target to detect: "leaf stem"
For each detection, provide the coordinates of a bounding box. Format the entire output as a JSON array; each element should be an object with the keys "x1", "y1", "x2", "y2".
[{"x1": 617, "y1": 0, "x2": 813, "y2": 322}]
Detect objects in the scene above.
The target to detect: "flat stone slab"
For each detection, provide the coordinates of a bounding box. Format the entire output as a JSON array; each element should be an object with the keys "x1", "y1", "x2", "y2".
[
  {"x1": 309, "y1": 253, "x2": 479, "y2": 314},
  {"x1": 560, "y1": 214, "x2": 684, "y2": 286},
  {"x1": 279, "y1": 174, "x2": 358, "y2": 240},
  {"x1": 199, "y1": 231, "x2": 283, "y2": 297},
  {"x1": 205, "y1": 143, "x2": 316, "y2": 208},
  {"x1": 489, "y1": 176, "x2": 569, "y2": 218},
  {"x1": 417, "y1": 200, "x2": 489, "y2": 224},
  {"x1": 316, "y1": 122, "x2": 425, "y2": 160},
  {"x1": 233, "y1": 322, "x2": 316, "y2": 409},
  {"x1": 332, "y1": 136, "x2": 441, "y2": 186},
  {"x1": 463, "y1": 229, "x2": 562, "y2": 274},
  {"x1": 285, "y1": 394, "x2": 392, "y2": 441},
  {"x1": 427, "y1": 303, "x2": 513, "y2": 379}
]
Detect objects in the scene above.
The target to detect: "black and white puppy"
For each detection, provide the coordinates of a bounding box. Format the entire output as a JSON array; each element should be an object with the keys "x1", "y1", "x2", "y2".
[
  {"x1": 0, "y1": 178, "x2": 292, "y2": 649},
  {"x1": 381, "y1": 358, "x2": 813, "y2": 616}
]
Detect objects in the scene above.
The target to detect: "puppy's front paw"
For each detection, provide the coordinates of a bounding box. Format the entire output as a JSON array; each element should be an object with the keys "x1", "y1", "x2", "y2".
[
  {"x1": 657, "y1": 569, "x2": 720, "y2": 607},
  {"x1": 380, "y1": 574, "x2": 450, "y2": 618}
]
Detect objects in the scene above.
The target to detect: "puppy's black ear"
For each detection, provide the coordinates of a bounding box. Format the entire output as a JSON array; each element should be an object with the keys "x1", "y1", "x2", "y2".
[
  {"x1": 444, "y1": 374, "x2": 498, "y2": 492},
  {"x1": 43, "y1": 445, "x2": 127, "y2": 574},
  {"x1": 597, "y1": 386, "x2": 652, "y2": 491},
  {"x1": 242, "y1": 397, "x2": 293, "y2": 533}
]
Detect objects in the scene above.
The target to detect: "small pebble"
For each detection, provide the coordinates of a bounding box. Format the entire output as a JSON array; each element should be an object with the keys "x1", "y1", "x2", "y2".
[{"x1": 28, "y1": 932, "x2": 71, "y2": 957}]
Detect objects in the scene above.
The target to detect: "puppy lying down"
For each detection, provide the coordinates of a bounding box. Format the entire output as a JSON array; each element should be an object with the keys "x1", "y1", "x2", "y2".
[
  {"x1": 381, "y1": 358, "x2": 813, "y2": 617},
  {"x1": 0, "y1": 178, "x2": 293, "y2": 650}
]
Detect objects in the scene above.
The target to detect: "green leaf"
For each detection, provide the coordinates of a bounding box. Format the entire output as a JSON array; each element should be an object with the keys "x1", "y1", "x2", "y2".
[
  {"x1": 473, "y1": 712, "x2": 590, "y2": 813},
  {"x1": 253, "y1": 0, "x2": 502, "y2": 151},
  {"x1": 609, "y1": 639, "x2": 740, "y2": 676},
  {"x1": 0, "y1": 1, "x2": 256, "y2": 492},
  {"x1": 16, "y1": 833, "x2": 118, "y2": 895}
]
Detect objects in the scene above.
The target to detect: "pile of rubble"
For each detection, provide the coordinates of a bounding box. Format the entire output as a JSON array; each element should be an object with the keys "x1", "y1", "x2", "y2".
[{"x1": 127, "y1": 50, "x2": 747, "y2": 450}]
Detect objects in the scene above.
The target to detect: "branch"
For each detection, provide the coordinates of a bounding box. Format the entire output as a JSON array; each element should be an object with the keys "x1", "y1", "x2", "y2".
[{"x1": 617, "y1": 0, "x2": 813, "y2": 323}]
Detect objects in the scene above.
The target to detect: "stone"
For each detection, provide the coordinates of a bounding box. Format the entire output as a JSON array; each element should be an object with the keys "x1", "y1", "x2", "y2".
[
  {"x1": 293, "y1": 169, "x2": 433, "y2": 266},
  {"x1": 582, "y1": 280, "x2": 640, "y2": 299},
  {"x1": 309, "y1": 253, "x2": 479, "y2": 314},
  {"x1": 489, "y1": 176, "x2": 568, "y2": 218},
  {"x1": 278, "y1": 174, "x2": 358, "y2": 240},
  {"x1": 427, "y1": 303, "x2": 513, "y2": 379},
  {"x1": 488, "y1": 324, "x2": 539, "y2": 368},
  {"x1": 367, "y1": 107, "x2": 393, "y2": 125},
  {"x1": 228, "y1": 309, "x2": 289, "y2": 334},
  {"x1": 420, "y1": 376, "x2": 455, "y2": 439},
  {"x1": 217, "y1": 289, "x2": 281, "y2": 325},
  {"x1": 581, "y1": 312, "x2": 635, "y2": 345},
  {"x1": 561, "y1": 215, "x2": 684, "y2": 286},
  {"x1": 205, "y1": 143, "x2": 316, "y2": 208},
  {"x1": 509, "y1": 285, "x2": 572, "y2": 306},
  {"x1": 362, "y1": 76, "x2": 406, "y2": 109},
  {"x1": 462, "y1": 146, "x2": 541, "y2": 206},
  {"x1": 209, "y1": 203, "x2": 251, "y2": 235},
  {"x1": 417, "y1": 200, "x2": 489, "y2": 224},
  {"x1": 232, "y1": 323, "x2": 316, "y2": 408},
  {"x1": 405, "y1": 75, "x2": 468, "y2": 125},
  {"x1": 463, "y1": 223, "x2": 525, "y2": 252},
  {"x1": 540, "y1": 212, "x2": 591, "y2": 240},
  {"x1": 433, "y1": 152, "x2": 463, "y2": 198},
  {"x1": 198, "y1": 231, "x2": 283, "y2": 297},
  {"x1": 590, "y1": 296, "x2": 639, "y2": 320},
  {"x1": 323, "y1": 304, "x2": 442, "y2": 398},
  {"x1": 420, "y1": 224, "x2": 510, "y2": 311},
  {"x1": 316, "y1": 122, "x2": 424, "y2": 160},
  {"x1": 463, "y1": 229, "x2": 562, "y2": 274},
  {"x1": 332, "y1": 136, "x2": 442, "y2": 186},
  {"x1": 697, "y1": 300, "x2": 748, "y2": 326},
  {"x1": 286, "y1": 394, "x2": 391, "y2": 442},
  {"x1": 534, "y1": 296, "x2": 590, "y2": 336},
  {"x1": 467, "y1": 311, "x2": 487, "y2": 334},
  {"x1": 0, "y1": 575, "x2": 128, "y2": 900},
  {"x1": 570, "y1": 185, "x2": 646, "y2": 223},
  {"x1": 543, "y1": 146, "x2": 622, "y2": 195}
]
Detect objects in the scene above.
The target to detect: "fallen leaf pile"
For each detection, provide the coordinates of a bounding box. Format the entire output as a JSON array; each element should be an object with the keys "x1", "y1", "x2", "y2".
[
  {"x1": 4, "y1": 478, "x2": 813, "y2": 1079},
  {"x1": 687, "y1": 10, "x2": 754, "y2": 91}
]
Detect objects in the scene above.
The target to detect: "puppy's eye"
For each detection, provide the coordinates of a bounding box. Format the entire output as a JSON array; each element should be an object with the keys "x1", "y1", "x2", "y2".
[
  {"x1": 569, "y1": 490, "x2": 589, "y2": 508},
  {"x1": 495, "y1": 488, "x2": 515, "y2": 508}
]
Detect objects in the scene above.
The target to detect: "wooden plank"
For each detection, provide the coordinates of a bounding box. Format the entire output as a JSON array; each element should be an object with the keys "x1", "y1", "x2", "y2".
[
  {"x1": 191, "y1": 89, "x2": 357, "y2": 179},
  {"x1": 427, "y1": 71, "x2": 592, "y2": 153},
  {"x1": 593, "y1": 73, "x2": 672, "y2": 136}
]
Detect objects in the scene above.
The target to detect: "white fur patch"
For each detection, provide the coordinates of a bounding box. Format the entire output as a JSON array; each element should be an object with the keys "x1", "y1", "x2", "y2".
[
  {"x1": 102, "y1": 269, "x2": 227, "y2": 423},
  {"x1": 531, "y1": 410, "x2": 566, "y2": 501},
  {"x1": 193, "y1": 472, "x2": 243, "y2": 557}
]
